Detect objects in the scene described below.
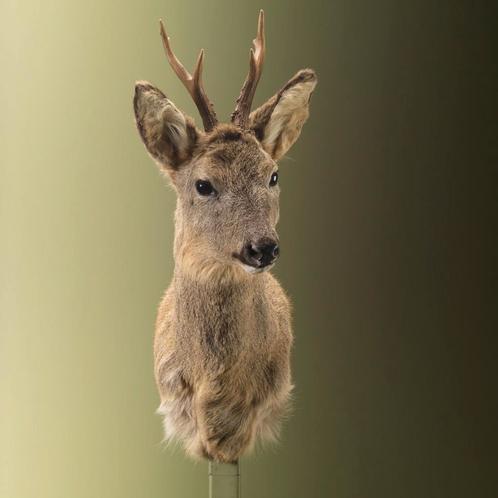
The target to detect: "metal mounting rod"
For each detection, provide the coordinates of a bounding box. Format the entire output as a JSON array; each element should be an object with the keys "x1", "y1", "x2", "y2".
[{"x1": 209, "y1": 461, "x2": 240, "y2": 498}]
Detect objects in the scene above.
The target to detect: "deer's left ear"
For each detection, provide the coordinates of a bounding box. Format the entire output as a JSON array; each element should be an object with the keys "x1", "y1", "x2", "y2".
[{"x1": 249, "y1": 69, "x2": 317, "y2": 161}]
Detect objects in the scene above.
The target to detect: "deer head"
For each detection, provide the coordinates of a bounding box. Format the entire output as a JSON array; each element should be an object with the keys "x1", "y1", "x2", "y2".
[{"x1": 134, "y1": 11, "x2": 317, "y2": 279}]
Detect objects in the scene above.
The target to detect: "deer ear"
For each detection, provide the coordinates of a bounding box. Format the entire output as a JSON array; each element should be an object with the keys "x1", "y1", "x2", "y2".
[
  {"x1": 249, "y1": 69, "x2": 317, "y2": 161},
  {"x1": 133, "y1": 81, "x2": 201, "y2": 172}
]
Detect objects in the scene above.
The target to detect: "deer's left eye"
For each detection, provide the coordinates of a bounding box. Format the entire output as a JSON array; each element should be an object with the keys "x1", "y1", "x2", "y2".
[{"x1": 269, "y1": 171, "x2": 279, "y2": 187}]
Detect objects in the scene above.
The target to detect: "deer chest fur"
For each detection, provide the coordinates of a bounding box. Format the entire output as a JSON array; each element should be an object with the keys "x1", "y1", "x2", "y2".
[{"x1": 153, "y1": 270, "x2": 293, "y2": 461}]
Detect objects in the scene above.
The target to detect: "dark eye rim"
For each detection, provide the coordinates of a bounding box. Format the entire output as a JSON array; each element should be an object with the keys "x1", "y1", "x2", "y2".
[
  {"x1": 195, "y1": 179, "x2": 216, "y2": 196},
  {"x1": 269, "y1": 171, "x2": 279, "y2": 187}
]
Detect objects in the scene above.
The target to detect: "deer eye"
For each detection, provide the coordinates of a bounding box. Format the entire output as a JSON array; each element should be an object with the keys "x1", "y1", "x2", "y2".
[
  {"x1": 269, "y1": 171, "x2": 279, "y2": 187},
  {"x1": 195, "y1": 180, "x2": 215, "y2": 196}
]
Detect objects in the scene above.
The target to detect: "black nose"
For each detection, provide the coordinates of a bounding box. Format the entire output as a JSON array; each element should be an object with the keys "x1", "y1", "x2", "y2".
[{"x1": 244, "y1": 239, "x2": 280, "y2": 268}]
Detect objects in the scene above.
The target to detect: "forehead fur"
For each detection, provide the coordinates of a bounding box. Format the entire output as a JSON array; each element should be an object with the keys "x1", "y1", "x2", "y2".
[{"x1": 195, "y1": 124, "x2": 275, "y2": 177}]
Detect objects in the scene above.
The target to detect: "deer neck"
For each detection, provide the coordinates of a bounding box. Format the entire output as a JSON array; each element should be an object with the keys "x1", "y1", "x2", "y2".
[
  {"x1": 171, "y1": 207, "x2": 268, "y2": 352},
  {"x1": 172, "y1": 240, "x2": 264, "y2": 343}
]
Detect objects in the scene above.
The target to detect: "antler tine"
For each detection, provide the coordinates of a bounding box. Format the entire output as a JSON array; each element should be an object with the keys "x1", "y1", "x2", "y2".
[
  {"x1": 159, "y1": 19, "x2": 218, "y2": 132},
  {"x1": 231, "y1": 10, "x2": 266, "y2": 128}
]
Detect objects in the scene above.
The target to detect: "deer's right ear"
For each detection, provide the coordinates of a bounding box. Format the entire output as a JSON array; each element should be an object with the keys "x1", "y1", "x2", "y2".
[{"x1": 133, "y1": 81, "x2": 201, "y2": 172}]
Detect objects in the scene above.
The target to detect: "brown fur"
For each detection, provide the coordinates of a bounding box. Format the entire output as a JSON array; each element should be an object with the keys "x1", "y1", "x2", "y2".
[{"x1": 134, "y1": 68, "x2": 316, "y2": 462}]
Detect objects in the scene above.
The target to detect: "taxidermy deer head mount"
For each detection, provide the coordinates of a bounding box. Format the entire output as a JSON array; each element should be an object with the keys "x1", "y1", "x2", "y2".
[
  {"x1": 134, "y1": 10, "x2": 317, "y2": 279},
  {"x1": 134, "y1": 10, "x2": 317, "y2": 464}
]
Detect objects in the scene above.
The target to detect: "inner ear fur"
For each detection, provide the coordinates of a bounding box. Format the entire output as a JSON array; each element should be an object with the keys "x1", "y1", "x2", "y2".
[
  {"x1": 134, "y1": 81, "x2": 200, "y2": 171},
  {"x1": 249, "y1": 68, "x2": 317, "y2": 161}
]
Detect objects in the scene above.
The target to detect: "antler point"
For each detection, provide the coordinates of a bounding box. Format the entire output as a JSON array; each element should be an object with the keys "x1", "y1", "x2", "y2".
[{"x1": 232, "y1": 10, "x2": 266, "y2": 127}]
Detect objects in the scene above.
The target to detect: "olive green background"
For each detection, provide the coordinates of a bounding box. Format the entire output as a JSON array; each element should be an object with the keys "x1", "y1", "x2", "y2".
[{"x1": 1, "y1": 1, "x2": 497, "y2": 497}]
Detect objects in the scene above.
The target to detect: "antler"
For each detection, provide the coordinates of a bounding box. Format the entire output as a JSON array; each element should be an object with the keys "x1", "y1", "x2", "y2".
[
  {"x1": 159, "y1": 19, "x2": 218, "y2": 132},
  {"x1": 231, "y1": 10, "x2": 266, "y2": 129}
]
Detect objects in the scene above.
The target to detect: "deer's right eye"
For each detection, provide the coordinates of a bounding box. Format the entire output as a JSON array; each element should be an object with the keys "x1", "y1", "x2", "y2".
[{"x1": 195, "y1": 180, "x2": 215, "y2": 196}]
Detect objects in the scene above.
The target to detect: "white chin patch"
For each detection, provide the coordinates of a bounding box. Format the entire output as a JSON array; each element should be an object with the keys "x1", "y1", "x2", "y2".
[{"x1": 240, "y1": 263, "x2": 273, "y2": 274}]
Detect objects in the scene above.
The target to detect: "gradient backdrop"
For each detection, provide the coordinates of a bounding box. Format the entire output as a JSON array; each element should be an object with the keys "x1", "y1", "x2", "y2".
[{"x1": 1, "y1": 1, "x2": 497, "y2": 497}]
